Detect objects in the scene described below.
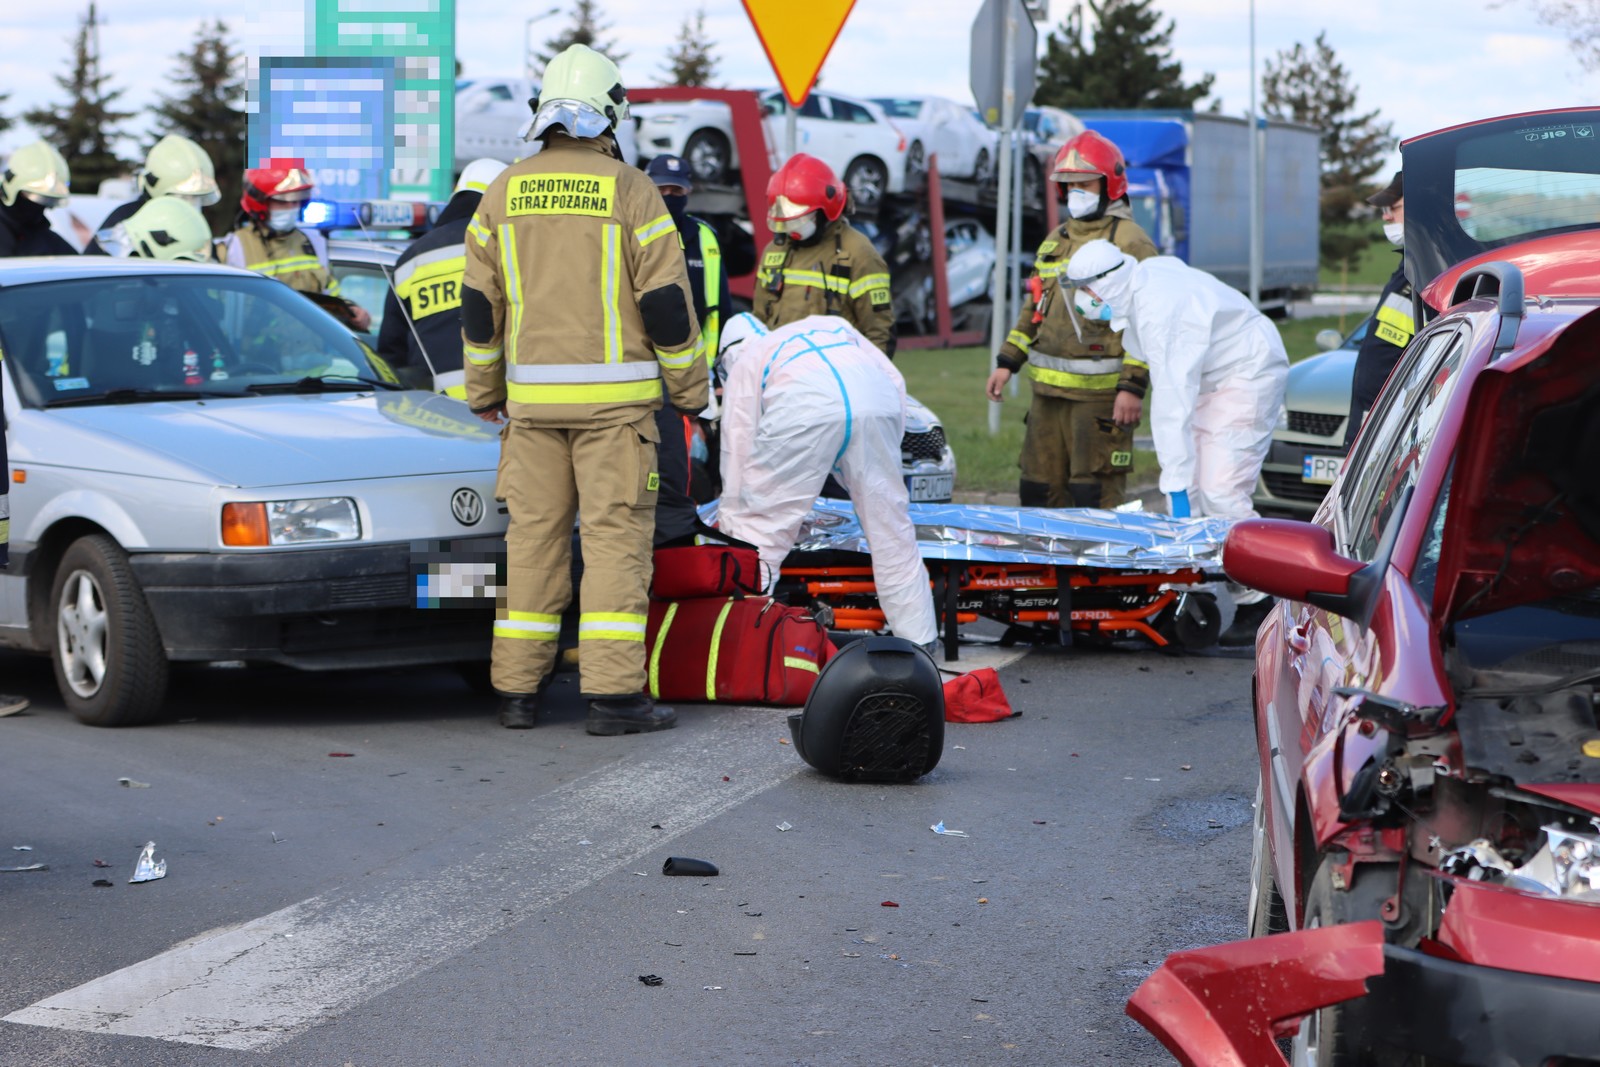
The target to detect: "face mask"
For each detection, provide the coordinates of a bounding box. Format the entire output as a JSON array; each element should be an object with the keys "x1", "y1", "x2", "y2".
[
  {"x1": 662, "y1": 192, "x2": 688, "y2": 218},
  {"x1": 1066, "y1": 189, "x2": 1100, "y2": 220},
  {"x1": 267, "y1": 207, "x2": 300, "y2": 234},
  {"x1": 782, "y1": 212, "x2": 818, "y2": 243},
  {"x1": 1383, "y1": 221, "x2": 1404, "y2": 247},
  {"x1": 1074, "y1": 288, "x2": 1113, "y2": 322}
]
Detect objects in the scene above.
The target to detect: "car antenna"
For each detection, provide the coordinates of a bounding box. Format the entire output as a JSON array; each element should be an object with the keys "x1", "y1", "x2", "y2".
[{"x1": 354, "y1": 211, "x2": 441, "y2": 384}]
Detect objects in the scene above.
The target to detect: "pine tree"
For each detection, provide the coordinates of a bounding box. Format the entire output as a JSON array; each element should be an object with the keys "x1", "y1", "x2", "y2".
[
  {"x1": 1263, "y1": 32, "x2": 1393, "y2": 271},
  {"x1": 23, "y1": 3, "x2": 134, "y2": 194},
  {"x1": 535, "y1": 0, "x2": 627, "y2": 74},
  {"x1": 153, "y1": 20, "x2": 246, "y2": 235},
  {"x1": 0, "y1": 92, "x2": 13, "y2": 138},
  {"x1": 661, "y1": 8, "x2": 719, "y2": 88},
  {"x1": 1036, "y1": 0, "x2": 1214, "y2": 111}
]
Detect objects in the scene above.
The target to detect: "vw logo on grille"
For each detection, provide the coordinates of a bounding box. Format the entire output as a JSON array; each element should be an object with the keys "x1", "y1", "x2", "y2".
[{"x1": 450, "y1": 488, "x2": 484, "y2": 526}]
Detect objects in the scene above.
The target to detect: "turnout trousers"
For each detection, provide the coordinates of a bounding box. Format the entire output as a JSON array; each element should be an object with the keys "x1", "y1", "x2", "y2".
[
  {"x1": 493, "y1": 415, "x2": 660, "y2": 697},
  {"x1": 1018, "y1": 392, "x2": 1132, "y2": 509}
]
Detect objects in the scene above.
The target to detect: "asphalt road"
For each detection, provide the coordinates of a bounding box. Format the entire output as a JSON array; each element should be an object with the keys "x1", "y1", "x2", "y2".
[{"x1": 0, "y1": 638, "x2": 1257, "y2": 1066}]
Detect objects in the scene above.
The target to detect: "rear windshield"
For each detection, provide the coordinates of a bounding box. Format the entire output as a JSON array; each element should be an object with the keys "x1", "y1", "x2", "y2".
[
  {"x1": 873, "y1": 99, "x2": 923, "y2": 119},
  {"x1": 1403, "y1": 110, "x2": 1600, "y2": 289}
]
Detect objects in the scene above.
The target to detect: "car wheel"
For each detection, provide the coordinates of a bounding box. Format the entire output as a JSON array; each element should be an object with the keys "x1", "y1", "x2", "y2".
[
  {"x1": 683, "y1": 129, "x2": 731, "y2": 185},
  {"x1": 973, "y1": 148, "x2": 993, "y2": 186},
  {"x1": 50, "y1": 534, "x2": 168, "y2": 726},
  {"x1": 1173, "y1": 592, "x2": 1221, "y2": 651},
  {"x1": 1246, "y1": 779, "x2": 1290, "y2": 939},
  {"x1": 905, "y1": 140, "x2": 927, "y2": 191},
  {"x1": 1291, "y1": 857, "x2": 1410, "y2": 1067},
  {"x1": 844, "y1": 156, "x2": 889, "y2": 211}
]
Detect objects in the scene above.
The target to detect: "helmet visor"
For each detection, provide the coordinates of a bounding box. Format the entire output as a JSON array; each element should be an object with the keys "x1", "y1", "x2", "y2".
[
  {"x1": 529, "y1": 100, "x2": 612, "y2": 141},
  {"x1": 767, "y1": 195, "x2": 813, "y2": 228},
  {"x1": 21, "y1": 190, "x2": 66, "y2": 207},
  {"x1": 167, "y1": 168, "x2": 221, "y2": 202},
  {"x1": 96, "y1": 223, "x2": 135, "y2": 258},
  {"x1": 175, "y1": 189, "x2": 222, "y2": 208}
]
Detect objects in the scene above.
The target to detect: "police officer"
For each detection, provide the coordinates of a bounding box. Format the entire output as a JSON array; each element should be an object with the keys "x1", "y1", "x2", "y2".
[
  {"x1": 461, "y1": 44, "x2": 708, "y2": 734},
  {"x1": 979, "y1": 131, "x2": 1158, "y2": 511},
  {"x1": 84, "y1": 135, "x2": 221, "y2": 255},
  {"x1": 754, "y1": 153, "x2": 894, "y2": 357},
  {"x1": 0, "y1": 141, "x2": 77, "y2": 258},
  {"x1": 643, "y1": 153, "x2": 726, "y2": 543},
  {"x1": 377, "y1": 158, "x2": 508, "y2": 393},
  {"x1": 985, "y1": 131, "x2": 1158, "y2": 509},
  {"x1": 1344, "y1": 171, "x2": 1417, "y2": 451},
  {"x1": 222, "y1": 159, "x2": 371, "y2": 331}
]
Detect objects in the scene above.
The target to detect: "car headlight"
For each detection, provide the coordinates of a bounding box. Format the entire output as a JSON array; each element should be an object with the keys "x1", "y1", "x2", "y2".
[
  {"x1": 1275, "y1": 404, "x2": 1288, "y2": 432},
  {"x1": 221, "y1": 498, "x2": 362, "y2": 546},
  {"x1": 1442, "y1": 824, "x2": 1600, "y2": 902},
  {"x1": 651, "y1": 114, "x2": 684, "y2": 125}
]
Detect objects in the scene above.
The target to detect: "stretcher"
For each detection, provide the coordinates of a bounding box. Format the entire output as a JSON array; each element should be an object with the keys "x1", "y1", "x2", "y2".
[{"x1": 776, "y1": 557, "x2": 1222, "y2": 658}]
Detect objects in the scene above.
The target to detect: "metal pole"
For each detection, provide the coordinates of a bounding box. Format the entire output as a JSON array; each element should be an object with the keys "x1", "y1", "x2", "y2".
[
  {"x1": 785, "y1": 107, "x2": 798, "y2": 163},
  {"x1": 1247, "y1": 0, "x2": 1262, "y2": 308},
  {"x1": 987, "y1": 5, "x2": 1016, "y2": 436},
  {"x1": 1008, "y1": 129, "x2": 1024, "y2": 398}
]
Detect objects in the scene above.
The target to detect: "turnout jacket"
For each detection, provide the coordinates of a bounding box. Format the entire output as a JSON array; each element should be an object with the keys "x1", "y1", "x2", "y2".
[
  {"x1": 753, "y1": 218, "x2": 894, "y2": 356},
  {"x1": 997, "y1": 206, "x2": 1158, "y2": 401},
  {"x1": 222, "y1": 225, "x2": 340, "y2": 297},
  {"x1": 461, "y1": 134, "x2": 707, "y2": 426}
]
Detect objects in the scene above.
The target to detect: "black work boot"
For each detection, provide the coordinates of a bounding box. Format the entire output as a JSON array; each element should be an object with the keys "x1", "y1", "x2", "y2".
[
  {"x1": 498, "y1": 692, "x2": 541, "y2": 729},
  {"x1": 1220, "y1": 597, "x2": 1277, "y2": 648},
  {"x1": 585, "y1": 694, "x2": 677, "y2": 736}
]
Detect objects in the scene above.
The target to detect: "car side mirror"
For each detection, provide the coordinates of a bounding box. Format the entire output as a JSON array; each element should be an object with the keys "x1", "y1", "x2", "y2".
[
  {"x1": 1315, "y1": 328, "x2": 1343, "y2": 351},
  {"x1": 1223, "y1": 520, "x2": 1370, "y2": 620}
]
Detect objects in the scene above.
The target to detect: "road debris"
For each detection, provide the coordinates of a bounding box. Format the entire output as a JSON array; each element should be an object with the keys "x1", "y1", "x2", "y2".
[
  {"x1": 978, "y1": 898, "x2": 989, "y2": 904},
  {"x1": 733, "y1": 951, "x2": 758, "y2": 956},
  {"x1": 129, "y1": 841, "x2": 166, "y2": 883},
  {"x1": 12, "y1": 845, "x2": 32, "y2": 851},
  {"x1": 328, "y1": 752, "x2": 355, "y2": 758},
  {"x1": 93, "y1": 878, "x2": 114, "y2": 887},
  {"x1": 1181, "y1": 764, "x2": 1193, "y2": 771},
  {"x1": 2, "y1": 863, "x2": 47, "y2": 873},
  {"x1": 638, "y1": 974, "x2": 663, "y2": 986},
  {"x1": 881, "y1": 900, "x2": 900, "y2": 907},
  {"x1": 776, "y1": 821, "x2": 793, "y2": 832},
  {"x1": 662, "y1": 856, "x2": 719, "y2": 877},
  {"x1": 931, "y1": 822, "x2": 970, "y2": 837},
  {"x1": 117, "y1": 778, "x2": 150, "y2": 789},
  {"x1": 702, "y1": 985, "x2": 724, "y2": 991},
  {"x1": 92, "y1": 859, "x2": 111, "y2": 868}
]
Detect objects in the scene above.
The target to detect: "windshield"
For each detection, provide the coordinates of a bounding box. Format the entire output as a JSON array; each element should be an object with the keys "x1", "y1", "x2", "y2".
[
  {"x1": 872, "y1": 98, "x2": 923, "y2": 119},
  {"x1": 0, "y1": 271, "x2": 388, "y2": 408},
  {"x1": 1402, "y1": 108, "x2": 1600, "y2": 289}
]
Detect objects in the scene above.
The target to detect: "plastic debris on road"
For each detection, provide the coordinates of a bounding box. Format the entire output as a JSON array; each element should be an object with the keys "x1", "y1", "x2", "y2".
[
  {"x1": 702, "y1": 985, "x2": 724, "y2": 991},
  {"x1": 328, "y1": 752, "x2": 355, "y2": 758},
  {"x1": 662, "y1": 856, "x2": 719, "y2": 877},
  {"x1": 638, "y1": 974, "x2": 664, "y2": 986},
  {"x1": 2, "y1": 863, "x2": 48, "y2": 873},
  {"x1": 881, "y1": 900, "x2": 900, "y2": 907},
  {"x1": 93, "y1": 878, "x2": 113, "y2": 887},
  {"x1": 129, "y1": 841, "x2": 166, "y2": 883},
  {"x1": 12, "y1": 845, "x2": 32, "y2": 851},
  {"x1": 931, "y1": 822, "x2": 970, "y2": 837},
  {"x1": 776, "y1": 821, "x2": 794, "y2": 832},
  {"x1": 117, "y1": 778, "x2": 151, "y2": 789}
]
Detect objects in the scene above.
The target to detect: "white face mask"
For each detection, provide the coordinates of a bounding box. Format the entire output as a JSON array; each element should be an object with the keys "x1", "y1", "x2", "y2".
[
  {"x1": 1383, "y1": 221, "x2": 1404, "y2": 247},
  {"x1": 1066, "y1": 189, "x2": 1100, "y2": 220},
  {"x1": 1073, "y1": 288, "x2": 1113, "y2": 321},
  {"x1": 781, "y1": 212, "x2": 818, "y2": 243},
  {"x1": 268, "y1": 207, "x2": 300, "y2": 234}
]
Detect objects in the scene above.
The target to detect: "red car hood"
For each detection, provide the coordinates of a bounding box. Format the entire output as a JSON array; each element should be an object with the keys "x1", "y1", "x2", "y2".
[
  {"x1": 1423, "y1": 230, "x2": 1600, "y2": 313},
  {"x1": 1436, "y1": 303, "x2": 1600, "y2": 622}
]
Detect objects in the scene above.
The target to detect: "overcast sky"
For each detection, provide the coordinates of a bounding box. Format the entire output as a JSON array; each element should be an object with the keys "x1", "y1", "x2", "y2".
[{"x1": 2, "y1": 0, "x2": 1591, "y2": 175}]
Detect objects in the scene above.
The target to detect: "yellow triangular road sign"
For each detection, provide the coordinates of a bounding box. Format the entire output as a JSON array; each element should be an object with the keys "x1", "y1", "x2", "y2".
[{"x1": 742, "y1": 0, "x2": 857, "y2": 107}]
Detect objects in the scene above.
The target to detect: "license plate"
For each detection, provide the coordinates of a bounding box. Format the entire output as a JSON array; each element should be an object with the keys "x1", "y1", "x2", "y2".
[
  {"x1": 367, "y1": 200, "x2": 416, "y2": 228},
  {"x1": 908, "y1": 473, "x2": 953, "y2": 501},
  {"x1": 1302, "y1": 453, "x2": 1342, "y2": 485},
  {"x1": 414, "y1": 560, "x2": 501, "y2": 608}
]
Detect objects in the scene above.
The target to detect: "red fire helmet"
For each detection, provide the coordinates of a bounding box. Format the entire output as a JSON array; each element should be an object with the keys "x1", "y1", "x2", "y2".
[
  {"x1": 766, "y1": 153, "x2": 847, "y2": 224},
  {"x1": 241, "y1": 159, "x2": 315, "y2": 219},
  {"x1": 1050, "y1": 131, "x2": 1128, "y2": 202}
]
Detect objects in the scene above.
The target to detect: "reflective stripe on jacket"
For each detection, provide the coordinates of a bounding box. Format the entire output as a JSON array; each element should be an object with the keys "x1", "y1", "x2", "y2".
[
  {"x1": 751, "y1": 219, "x2": 895, "y2": 355},
  {"x1": 461, "y1": 134, "x2": 707, "y2": 426},
  {"x1": 224, "y1": 226, "x2": 339, "y2": 296}
]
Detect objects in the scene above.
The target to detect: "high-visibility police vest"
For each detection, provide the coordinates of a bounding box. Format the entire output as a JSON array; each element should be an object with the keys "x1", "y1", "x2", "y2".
[
  {"x1": 697, "y1": 220, "x2": 722, "y2": 365},
  {"x1": 1372, "y1": 282, "x2": 1417, "y2": 350}
]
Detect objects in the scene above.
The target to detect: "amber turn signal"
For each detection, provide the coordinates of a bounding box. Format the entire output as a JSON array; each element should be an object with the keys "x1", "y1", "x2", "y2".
[{"x1": 221, "y1": 502, "x2": 270, "y2": 546}]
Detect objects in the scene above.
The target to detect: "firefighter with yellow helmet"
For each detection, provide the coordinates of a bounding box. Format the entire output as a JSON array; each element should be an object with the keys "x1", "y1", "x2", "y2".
[
  {"x1": 753, "y1": 153, "x2": 895, "y2": 357},
  {"x1": 0, "y1": 141, "x2": 76, "y2": 257},
  {"x1": 462, "y1": 44, "x2": 707, "y2": 734},
  {"x1": 85, "y1": 134, "x2": 221, "y2": 255},
  {"x1": 100, "y1": 196, "x2": 215, "y2": 262},
  {"x1": 985, "y1": 130, "x2": 1158, "y2": 509}
]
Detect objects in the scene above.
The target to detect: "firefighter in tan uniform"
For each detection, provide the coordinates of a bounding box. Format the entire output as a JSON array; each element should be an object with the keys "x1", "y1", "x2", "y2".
[
  {"x1": 462, "y1": 44, "x2": 708, "y2": 735},
  {"x1": 984, "y1": 132, "x2": 1157, "y2": 508},
  {"x1": 753, "y1": 154, "x2": 895, "y2": 357}
]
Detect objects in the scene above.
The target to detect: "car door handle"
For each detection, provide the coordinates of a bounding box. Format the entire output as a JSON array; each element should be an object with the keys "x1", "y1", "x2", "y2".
[{"x1": 1286, "y1": 623, "x2": 1311, "y2": 655}]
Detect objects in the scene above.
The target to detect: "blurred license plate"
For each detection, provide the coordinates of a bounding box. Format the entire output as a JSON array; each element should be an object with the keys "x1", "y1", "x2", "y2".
[
  {"x1": 368, "y1": 200, "x2": 416, "y2": 228},
  {"x1": 908, "y1": 473, "x2": 953, "y2": 501},
  {"x1": 1302, "y1": 454, "x2": 1341, "y2": 484}
]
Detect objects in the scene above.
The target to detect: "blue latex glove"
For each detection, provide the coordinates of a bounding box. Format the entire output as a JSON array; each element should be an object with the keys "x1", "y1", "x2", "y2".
[{"x1": 1168, "y1": 491, "x2": 1191, "y2": 518}]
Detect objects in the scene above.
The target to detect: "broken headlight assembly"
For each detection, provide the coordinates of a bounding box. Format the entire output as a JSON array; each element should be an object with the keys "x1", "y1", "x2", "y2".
[{"x1": 1442, "y1": 822, "x2": 1600, "y2": 902}]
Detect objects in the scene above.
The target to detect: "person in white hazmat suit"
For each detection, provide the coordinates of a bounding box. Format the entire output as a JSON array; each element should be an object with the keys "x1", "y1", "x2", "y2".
[
  {"x1": 1063, "y1": 239, "x2": 1288, "y2": 646},
  {"x1": 716, "y1": 313, "x2": 938, "y2": 649}
]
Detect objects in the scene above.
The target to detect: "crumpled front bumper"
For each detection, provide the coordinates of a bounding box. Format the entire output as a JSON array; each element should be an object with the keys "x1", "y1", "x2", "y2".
[{"x1": 1128, "y1": 920, "x2": 1600, "y2": 1066}]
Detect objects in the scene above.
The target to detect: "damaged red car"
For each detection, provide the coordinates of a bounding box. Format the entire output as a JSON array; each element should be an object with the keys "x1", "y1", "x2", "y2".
[{"x1": 1129, "y1": 107, "x2": 1600, "y2": 1066}]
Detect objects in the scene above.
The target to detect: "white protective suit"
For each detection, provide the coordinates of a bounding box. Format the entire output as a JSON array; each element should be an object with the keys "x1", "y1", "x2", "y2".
[
  {"x1": 716, "y1": 313, "x2": 938, "y2": 646},
  {"x1": 1066, "y1": 242, "x2": 1288, "y2": 520}
]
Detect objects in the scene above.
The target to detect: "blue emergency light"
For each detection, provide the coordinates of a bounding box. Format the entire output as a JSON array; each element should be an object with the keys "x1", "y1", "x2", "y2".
[{"x1": 299, "y1": 200, "x2": 445, "y2": 233}]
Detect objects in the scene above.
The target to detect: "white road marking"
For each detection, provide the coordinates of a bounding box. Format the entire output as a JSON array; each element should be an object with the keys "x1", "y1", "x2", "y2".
[{"x1": 3, "y1": 712, "x2": 803, "y2": 1051}]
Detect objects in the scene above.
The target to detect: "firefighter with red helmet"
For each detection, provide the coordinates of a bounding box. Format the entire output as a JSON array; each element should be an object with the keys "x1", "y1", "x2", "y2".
[
  {"x1": 222, "y1": 159, "x2": 371, "y2": 331},
  {"x1": 985, "y1": 130, "x2": 1157, "y2": 509},
  {"x1": 753, "y1": 153, "x2": 895, "y2": 357}
]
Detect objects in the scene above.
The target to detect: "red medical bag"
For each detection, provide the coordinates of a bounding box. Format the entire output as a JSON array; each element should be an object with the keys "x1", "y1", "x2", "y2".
[{"x1": 645, "y1": 596, "x2": 831, "y2": 706}]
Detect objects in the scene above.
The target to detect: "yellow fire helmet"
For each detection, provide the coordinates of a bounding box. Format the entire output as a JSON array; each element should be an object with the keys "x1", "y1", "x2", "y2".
[{"x1": 2, "y1": 140, "x2": 71, "y2": 207}]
